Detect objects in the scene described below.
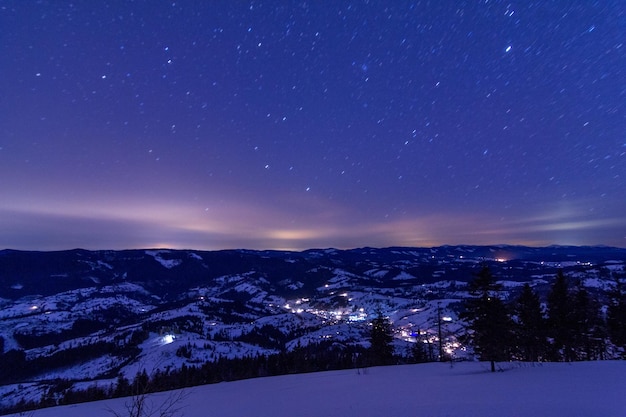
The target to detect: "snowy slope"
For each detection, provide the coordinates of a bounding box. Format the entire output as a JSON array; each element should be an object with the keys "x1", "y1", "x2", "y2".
[
  {"x1": 1, "y1": 246, "x2": 624, "y2": 412},
  {"x1": 7, "y1": 361, "x2": 626, "y2": 417}
]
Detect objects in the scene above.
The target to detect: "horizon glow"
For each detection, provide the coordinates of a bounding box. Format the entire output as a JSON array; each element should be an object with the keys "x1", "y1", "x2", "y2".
[{"x1": 1, "y1": 2, "x2": 624, "y2": 251}]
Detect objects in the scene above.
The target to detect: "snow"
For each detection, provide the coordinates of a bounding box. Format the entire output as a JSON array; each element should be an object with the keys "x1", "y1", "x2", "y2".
[
  {"x1": 582, "y1": 277, "x2": 610, "y2": 289},
  {"x1": 497, "y1": 280, "x2": 527, "y2": 288},
  {"x1": 99, "y1": 282, "x2": 150, "y2": 295},
  {"x1": 7, "y1": 361, "x2": 626, "y2": 417},
  {"x1": 364, "y1": 268, "x2": 389, "y2": 278},
  {"x1": 188, "y1": 252, "x2": 203, "y2": 261},
  {"x1": 392, "y1": 271, "x2": 415, "y2": 280},
  {"x1": 36, "y1": 354, "x2": 124, "y2": 381},
  {"x1": 145, "y1": 250, "x2": 182, "y2": 269},
  {"x1": 286, "y1": 281, "x2": 304, "y2": 290},
  {"x1": 97, "y1": 261, "x2": 113, "y2": 270}
]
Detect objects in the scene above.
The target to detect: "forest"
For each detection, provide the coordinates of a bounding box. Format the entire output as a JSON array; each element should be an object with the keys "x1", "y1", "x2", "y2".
[{"x1": 1, "y1": 266, "x2": 625, "y2": 415}]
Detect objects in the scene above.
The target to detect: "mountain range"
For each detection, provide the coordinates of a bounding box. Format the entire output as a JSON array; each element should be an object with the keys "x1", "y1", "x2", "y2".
[{"x1": 0, "y1": 245, "x2": 624, "y2": 412}]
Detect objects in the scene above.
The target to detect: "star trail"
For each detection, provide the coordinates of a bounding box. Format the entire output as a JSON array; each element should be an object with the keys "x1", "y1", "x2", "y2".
[{"x1": 1, "y1": 1, "x2": 624, "y2": 250}]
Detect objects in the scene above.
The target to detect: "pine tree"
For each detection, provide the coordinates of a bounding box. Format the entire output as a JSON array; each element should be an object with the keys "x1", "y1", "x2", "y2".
[
  {"x1": 410, "y1": 329, "x2": 430, "y2": 363},
  {"x1": 113, "y1": 374, "x2": 131, "y2": 397},
  {"x1": 607, "y1": 272, "x2": 626, "y2": 351},
  {"x1": 546, "y1": 270, "x2": 575, "y2": 361},
  {"x1": 512, "y1": 283, "x2": 547, "y2": 362},
  {"x1": 369, "y1": 311, "x2": 394, "y2": 366},
  {"x1": 462, "y1": 266, "x2": 513, "y2": 372},
  {"x1": 571, "y1": 283, "x2": 606, "y2": 360}
]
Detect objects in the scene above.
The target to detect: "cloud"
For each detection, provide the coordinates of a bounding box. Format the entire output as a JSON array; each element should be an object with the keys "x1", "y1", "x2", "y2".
[
  {"x1": 1, "y1": 193, "x2": 624, "y2": 250},
  {"x1": 471, "y1": 204, "x2": 626, "y2": 247}
]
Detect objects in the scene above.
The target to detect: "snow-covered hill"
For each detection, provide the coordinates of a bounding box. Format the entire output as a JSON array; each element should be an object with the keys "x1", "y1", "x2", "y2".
[
  {"x1": 0, "y1": 245, "x2": 624, "y2": 412},
  {"x1": 6, "y1": 361, "x2": 626, "y2": 417}
]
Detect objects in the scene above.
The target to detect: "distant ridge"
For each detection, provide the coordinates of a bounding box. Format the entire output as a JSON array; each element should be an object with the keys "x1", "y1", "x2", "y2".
[
  {"x1": 1, "y1": 245, "x2": 624, "y2": 300},
  {"x1": 0, "y1": 244, "x2": 624, "y2": 411}
]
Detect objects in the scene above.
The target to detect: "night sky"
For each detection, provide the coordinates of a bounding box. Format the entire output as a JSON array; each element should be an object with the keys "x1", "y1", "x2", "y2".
[{"x1": 1, "y1": 1, "x2": 624, "y2": 251}]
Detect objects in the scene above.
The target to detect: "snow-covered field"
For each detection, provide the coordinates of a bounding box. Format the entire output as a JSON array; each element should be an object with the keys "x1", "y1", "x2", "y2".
[{"x1": 8, "y1": 361, "x2": 626, "y2": 417}]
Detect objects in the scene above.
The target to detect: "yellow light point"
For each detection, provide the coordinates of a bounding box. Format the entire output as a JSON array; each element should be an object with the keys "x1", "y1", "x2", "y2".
[{"x1": 266, "y1": 229, "x2": 324, "y2": 240}]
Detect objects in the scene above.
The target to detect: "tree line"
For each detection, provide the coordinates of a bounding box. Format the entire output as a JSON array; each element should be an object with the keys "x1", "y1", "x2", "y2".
[
  {"x1": 462, "y1": 266, "x2": 626, "y2": 372},
  {"x1": 1, "y1": 265, "x2": 624, "y2": 414},
  {"x1": 1, "y1": 341, "x2": 369, "y2": 415}
]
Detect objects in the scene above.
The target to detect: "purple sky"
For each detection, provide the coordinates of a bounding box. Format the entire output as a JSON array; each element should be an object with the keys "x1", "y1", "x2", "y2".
[{"x1": 1, "y1": 1, "x2": 624, "y2": 251}]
